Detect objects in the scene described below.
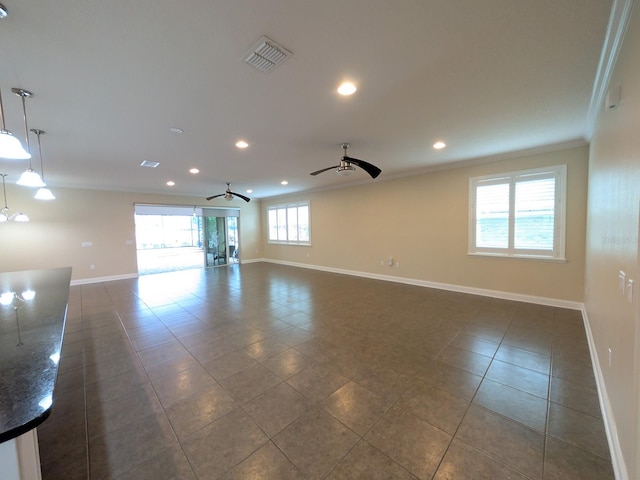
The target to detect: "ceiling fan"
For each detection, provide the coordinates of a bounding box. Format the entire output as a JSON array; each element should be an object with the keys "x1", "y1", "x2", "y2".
[
  {"x1": 310, "y1": 143, "x2": 381, "y2": 179},
  {"x1": 206, "y1": 182, "x2": 251, "y2": 202}
]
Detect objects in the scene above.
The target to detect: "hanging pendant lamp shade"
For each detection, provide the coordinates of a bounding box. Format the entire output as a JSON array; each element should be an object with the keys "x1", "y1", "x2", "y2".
[
  {"x1": 0, "y1": 88, "x2": 31, "y2": 160},
  {"x1": 0, "y1": 174, "x2": 29, "y2": 222},
  {"x1": 31, "y1": 129, "x2": 55, "y2": 200},
  {"x1": 12, "y1": 88, "x2": 45, "y2": 187}
]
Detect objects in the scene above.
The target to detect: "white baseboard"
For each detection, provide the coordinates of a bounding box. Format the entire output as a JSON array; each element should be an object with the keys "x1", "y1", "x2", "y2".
[
  {"x1": 581, "y1": 308, "x2": 629, "y2": 480},
  {"x1": 261, "y1": 258, "x2": 583, "y2": 310},
  {"x1": 70, "y1": 273, "x2": 139, "y2": 286}
]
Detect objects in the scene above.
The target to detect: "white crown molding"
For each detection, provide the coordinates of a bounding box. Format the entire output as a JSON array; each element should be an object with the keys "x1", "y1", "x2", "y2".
[{"x1": 585, "y1": 0, "x2": 636, "y2": 139}]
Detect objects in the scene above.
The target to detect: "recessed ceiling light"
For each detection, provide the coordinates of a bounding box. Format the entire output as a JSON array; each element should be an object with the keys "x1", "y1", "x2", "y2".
[
  {"x1": 338, "y1": 82, "x2": 357, "y2": 96},
  {"x1": 281, "y1": 180, "x2": 288, "y2": 185},
  {"x1": 433, "y1": 141, "x2": 447, "y2": 150},
  {"x1": 246, "y1": 189, "x2": 253, "y2": 194},
  {"x1": 166, "y1": 180, "x2": 175, "y2": 186},
  {"x1": 236, "y1": 140, "x2": 249, "y2": 149},
  {"x1": 189, "y1": 168, "x2": 199, "y2": 174},
  {"x1": 169, "y1": 127, "x2": 183, "y2": 134}
]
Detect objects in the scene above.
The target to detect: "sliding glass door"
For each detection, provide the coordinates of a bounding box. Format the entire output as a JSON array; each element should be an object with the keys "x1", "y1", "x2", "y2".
[{"x1": 204, "y1": 216, "x2": 228, "y2": 267}]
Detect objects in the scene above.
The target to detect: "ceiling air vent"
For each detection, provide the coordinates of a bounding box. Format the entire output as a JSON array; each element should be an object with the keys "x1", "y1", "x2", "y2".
[
  {"x1": 243, "y1": 36, "x2": 292, "y2": 72},
  {"x1": 140, "y1": 160, "x2": 160, "y2": 168}
]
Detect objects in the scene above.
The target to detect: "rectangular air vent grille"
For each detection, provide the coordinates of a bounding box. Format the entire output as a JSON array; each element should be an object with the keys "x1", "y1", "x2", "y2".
[
  {"x1": 243, "y1": 36, "x2": 292, "y2": 72},
  {"x1": 140, "y1": 160, "x2": 160, "y2": 168}
]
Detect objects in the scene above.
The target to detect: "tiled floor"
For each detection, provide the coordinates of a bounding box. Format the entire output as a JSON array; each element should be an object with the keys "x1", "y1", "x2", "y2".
[{"x1": 38, "y1": 263, "x2": 615, "y2": 479}]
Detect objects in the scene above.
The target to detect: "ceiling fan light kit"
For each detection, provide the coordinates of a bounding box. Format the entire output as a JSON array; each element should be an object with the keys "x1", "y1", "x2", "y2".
[
  {"x1": 206, "y1": 182, "x2": 251, "y2": 203},
  {"x1": 310, "y1": 143, "x2": 382, "y2": 179}
]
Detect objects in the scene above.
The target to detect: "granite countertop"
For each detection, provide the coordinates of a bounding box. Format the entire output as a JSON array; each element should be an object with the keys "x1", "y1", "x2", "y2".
[{"x1": 0, "y1": 267, "x2": 72, "y2": 443}]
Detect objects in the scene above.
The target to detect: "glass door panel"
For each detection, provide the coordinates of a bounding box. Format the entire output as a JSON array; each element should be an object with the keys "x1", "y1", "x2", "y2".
[{"x1": 204, "y1": 216, "x2": 227, "y2": 267}]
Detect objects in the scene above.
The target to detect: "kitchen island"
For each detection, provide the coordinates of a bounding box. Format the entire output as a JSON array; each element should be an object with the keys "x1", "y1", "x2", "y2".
[{"x1": 0, "y1": 267, "x2": 72, "y2": 480}]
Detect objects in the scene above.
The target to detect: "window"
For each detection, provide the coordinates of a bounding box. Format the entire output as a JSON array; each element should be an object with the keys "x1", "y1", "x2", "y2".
[
  {"x1": 469, "y1": 165, "x2": 566, "y2": 260},
  {"x1": 268, "y1": 202, "x2": 310, "y2": 245}
]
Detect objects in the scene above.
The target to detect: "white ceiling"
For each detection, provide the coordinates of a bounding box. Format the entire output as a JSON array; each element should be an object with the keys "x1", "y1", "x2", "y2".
[{"x1": 0, "y1": 0, "x2": 613, "y2": 200}]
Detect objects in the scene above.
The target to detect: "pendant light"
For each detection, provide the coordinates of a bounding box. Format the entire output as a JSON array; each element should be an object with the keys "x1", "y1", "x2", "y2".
[
  {"x1": 0, "y1": 174, "x2": 29, "y2": 222},
  {"x1": 0, "y1": 88, "x2": 31, "y2": 160},
  {"x1": 31, "y1": 129, "x2": 55, "y2": 200},
  {"x1": 13, "y1": 88, "x2": 45, "y2": 188}
]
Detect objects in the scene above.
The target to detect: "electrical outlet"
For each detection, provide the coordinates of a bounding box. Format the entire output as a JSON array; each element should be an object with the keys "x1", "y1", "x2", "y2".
[
  {"x1": 380, "y1": 260, "x2": 384, "y2": 267},
  {"x1": 388, "y1": 257, "x2": 394, "y2": 266},
  {"x1": 90, "y1": 264, "x2": 95, "y2": 270},
  {"x1": 395, "y1": 262, "x2": 400, "y2": 268}
]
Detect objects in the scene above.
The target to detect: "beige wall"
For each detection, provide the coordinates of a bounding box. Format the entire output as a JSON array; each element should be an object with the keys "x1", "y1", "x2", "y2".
[
  {"x1": 0, "y1": 185, "x2": 261, "y2": 281},
  {"x1": 586, "y1": 3, "x2": 640, "y2": 478},
  {"x1": 262, "y1": 145, "x2": 588, "y2": 303}
]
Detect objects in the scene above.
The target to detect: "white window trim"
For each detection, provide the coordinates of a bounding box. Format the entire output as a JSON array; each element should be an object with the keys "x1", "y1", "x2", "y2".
[
  {"x1": 468, "y1": 165, "x2": 567, "y2": 261},
  {"x1": 267, "y1": 201, "x2": 311, "y2": 246}
]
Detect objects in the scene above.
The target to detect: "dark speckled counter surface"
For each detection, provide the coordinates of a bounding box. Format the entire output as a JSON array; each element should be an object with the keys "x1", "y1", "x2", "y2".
[{"x1": 0, "y1": 267, "x2": 71, "y2": 443}]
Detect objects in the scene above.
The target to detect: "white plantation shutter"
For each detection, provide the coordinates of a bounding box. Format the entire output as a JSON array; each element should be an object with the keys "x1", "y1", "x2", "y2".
[
  {"x1": 475, "y1": 182, "x2": 509, "y2": 248},
  {"x1": 469, "y1": 165, "x2": 566, "y2": 260},
  {"x1": 514, "y1": 177, "x2": 555, "y2": 250},
  {"x1": 267, "y1": 202, "x2": 311, "y2": 245}
]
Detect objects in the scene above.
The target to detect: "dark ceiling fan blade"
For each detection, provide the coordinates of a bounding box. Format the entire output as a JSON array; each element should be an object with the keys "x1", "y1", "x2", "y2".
[
  {"x1": 343, "y1": 156, "x2": 382, "y2": 179},
  {"x1": 205, "y1": 193, "x2": 224, "y2": 201},
  {"x1": 310, "y1": 165, "x2": 340, "y2": 176},
  {"x1": 229, "y1": 191, "x2": 251, "y2": 202}
]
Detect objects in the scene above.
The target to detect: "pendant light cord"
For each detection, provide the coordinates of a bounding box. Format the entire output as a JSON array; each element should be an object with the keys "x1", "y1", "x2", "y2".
[{"x1": 1, "y1": 174, "x2": 8, "y2": 209}]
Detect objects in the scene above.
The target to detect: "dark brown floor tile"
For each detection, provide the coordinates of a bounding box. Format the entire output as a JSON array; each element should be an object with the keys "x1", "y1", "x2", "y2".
[
  {"x1": 549, "y1": 376, "x2": 601, "y2": 418},
  {"x1": 433, "y1": 439, "x2": 529, "y2": 480},
  {"x1": 494, "y1": 344, "x2": 550, "y2": 374},
  {"x1": 244, "y1": 337, "x2": 290, "y2": 361},
  {"x1": 220, "y1": 441, "x2": 306, "y2": 480},
  {"x1": 261, "y1": 347, "x2": 312, "y2": 379},
  {"x1": 273, "y1": 408, "x2": 360, "y2": 480},
  {"x1": 114, "y1": 444, "x2": 197, "y2": 480},
  {"x1": 543, "y1": 436, "x2": 615, "y2": 480},
  {"x1": 218, "y1": 363, "x2": 283, "y2": 404},
  {"x1": 485, "y1": 359, "x2": 549, "y2": 399},
  {"x1": 418, "y1": 360, "x2": 483, "y2": 400},
  {"x1": 143, "y1": 350, "x2": 202, "y2": 384},
  {"x1": 474, "y1": 378, "x2": 548, "y2": 432},
  {"x1": 165, "y1": 382, "x2": 238, "y2": 439},
  {"x1": 450, "y1": 333, "x2": 500, "y2": 357},
  {"x1": 87, "y1": 383, "x2": 164, "y2": 440},
  {"x1": 136, "y1": 340, "x2": 190, "y2": 367},
  {"x1": 456, "y1": 404, "x2": 544, "y2": 479},
  {"x1": 326, "y1": 441, "x2": 419, "y2": 480},
  {"x1": 547, "y1": 402, "x2": 610, "y2": 460},
  {"x1": 551, "y1": 358, "x2": 597, "y2": 388},
  {"x1": 151, "y1": 364, "x2": 216, "y2": 407},
  {"x1": 396, "y1": 382, "x2": 469, "y2": 434},
  {"x1": 287, "y1": 363, "x2": 349, "y2": 403},
  {"x1": 243, "y1": 382, "x2": 312, "y2": 437},
  {"x1": 320, "y1": 381, "x2": 391, "y2": 435},
  {"x1": 437, "y1": 344, "x2": 492, "y2": 376},
  {"x1": 183, "y1": 408, "x2": 268, "y2": 480},
  {"x1": 351, "y1": 366, "x2": 416, "y2": 402},
  {"x1": 89, "y1": 412, "x2": 178, "y2": 479},
  {"x1": 365, "y1": 406, "x2": 451, "y2": 480},
  {"x1": 202, "y1": 349, "x2": 257, "y2": 380}
]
